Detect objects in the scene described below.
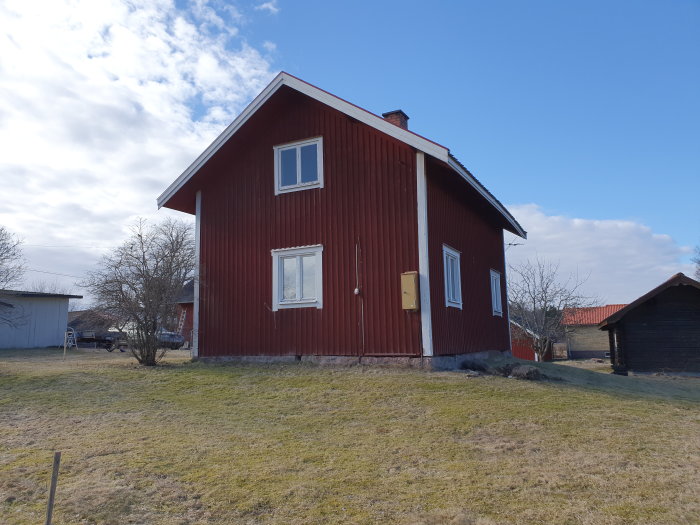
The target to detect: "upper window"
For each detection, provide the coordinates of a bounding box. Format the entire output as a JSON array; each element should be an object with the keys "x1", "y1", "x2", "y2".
[
  {"x1": 273, "y1": 137, "x2": 324, "y2": 194},
  {"x1": 443, "y1": 244, "x2": 462, "y2": 309},
  {"x1": 490, "y1": 269, "x2": 503, "y2": 316},
  {"x1": 271, "y1": 245, "x2": 323, "y2": 310}
]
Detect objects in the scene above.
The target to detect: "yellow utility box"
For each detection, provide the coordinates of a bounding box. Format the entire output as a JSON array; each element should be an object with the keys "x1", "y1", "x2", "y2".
[{"x1": 401, "y1": 271, "x2": 419, "y2": 311}]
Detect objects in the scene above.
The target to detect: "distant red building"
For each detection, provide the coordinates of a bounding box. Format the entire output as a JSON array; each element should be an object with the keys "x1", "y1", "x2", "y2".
[
  {"x1": 510, "y1": 321, "x2": 552, "y2": 361},
  {"x1": 175, "y1": 281, "x2": 194, "y2": 347},
  {"x1": 157, "y1": 73, "x2": 526, "y2": 366}
]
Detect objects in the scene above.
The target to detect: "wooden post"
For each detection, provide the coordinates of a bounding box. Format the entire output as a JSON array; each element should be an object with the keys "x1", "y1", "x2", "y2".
[{"x1": 45, "y1": 451, "x2": 61, "y2": 525}]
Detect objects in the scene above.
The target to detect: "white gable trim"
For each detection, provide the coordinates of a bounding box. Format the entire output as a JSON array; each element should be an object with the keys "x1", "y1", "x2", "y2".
[
  {"x1": 447, "y1": 157, "x2": 526, "y2": 239},
  {"x1": 157, "y1": 72, "x2": 450, "y2": 209}
]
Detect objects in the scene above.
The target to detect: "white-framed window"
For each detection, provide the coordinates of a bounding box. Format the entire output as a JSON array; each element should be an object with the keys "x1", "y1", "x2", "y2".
[
  {"x1": 271, "y1": 245, "x2": 323, "y2": 310},
  {"x1": 442, "y1": 244, "x2": 462, "y2": 309},
  {"x1": 490, "y1": 269, "x2": 503, "y2": 316},
  {"x1": 273, "y1": 137, "x2": 324, "y2": 194}
]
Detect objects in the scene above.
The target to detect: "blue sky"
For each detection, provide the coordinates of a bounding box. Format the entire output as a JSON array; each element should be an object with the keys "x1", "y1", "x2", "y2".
[
  {"x1": 249, "y1": 0, "x2": 699, "y2": 248},
  {"x1": 0, "y1": 0, "x2": 698, "y2": 304}
]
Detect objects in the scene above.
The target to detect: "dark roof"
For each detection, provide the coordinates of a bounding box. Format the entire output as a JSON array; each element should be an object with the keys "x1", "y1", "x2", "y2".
[
  {"x1": 0, "y1": 289, "x2": 83, "y2": 299},
  {"x1": 599, "y1": 273, "x2": 700, "y2": 329},
  {"x1": 176, "y1": 280, "x2": 194, "y2": 304},
  {"x1": 562, "y1": 304, "x2": 627, "y2": 326},
  {"x1": 447, "y1": 154, "x2": 525, "y2": 237}
]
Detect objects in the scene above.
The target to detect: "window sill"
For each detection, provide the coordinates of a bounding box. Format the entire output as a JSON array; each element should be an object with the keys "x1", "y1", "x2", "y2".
[
  {"x1": 276, "y1": 301, "x2": 322, "y2": 310},
  {"x1": 276, "y1": 182, "x2": 323, "y2": 195}
]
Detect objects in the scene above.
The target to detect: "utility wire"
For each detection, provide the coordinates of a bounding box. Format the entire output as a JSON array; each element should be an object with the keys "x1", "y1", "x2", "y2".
[{"x1": 26, "y1": 268, "x2": 84, "y2": 279}]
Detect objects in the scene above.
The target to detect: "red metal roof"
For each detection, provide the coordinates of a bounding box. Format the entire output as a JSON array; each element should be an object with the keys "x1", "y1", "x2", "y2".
[{"x1": 562, "y1": 304, "x2": 627, "y2": 326}]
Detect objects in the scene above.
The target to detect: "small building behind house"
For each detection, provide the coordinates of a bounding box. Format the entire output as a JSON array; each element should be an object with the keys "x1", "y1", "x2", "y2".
[
  {"x1": 562, "y1": 304, "x2": 626, "y2": 359},
  {"x1": 599, "y1": 273, "x2": 700, "y2": 374},
  {"x1": 0, "y1": 290, "x2": 82, "y2": 349},
  {"x1": 176, "y1": 280, "x2": 194, "y2": 348},
  {"x1": 510, "y1": 320, "x2": 552, "y2": 361}
]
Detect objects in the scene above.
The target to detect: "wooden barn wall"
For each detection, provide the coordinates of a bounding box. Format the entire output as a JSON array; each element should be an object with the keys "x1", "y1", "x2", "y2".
[
  {"x1": 426, "y1": 158, "x2": 510, "y2": 356},
  {"x1": 618, "y1": 286, "x2": 700, "y2": 371},
  {"x1": 197, "y1": 87, "x2": 421, "y2": 357}
]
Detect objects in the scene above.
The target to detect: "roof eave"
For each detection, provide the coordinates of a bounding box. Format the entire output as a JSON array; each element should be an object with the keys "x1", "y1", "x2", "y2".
[{"x1": 446, "y1": 156, "x2": 527, "y2": 238}]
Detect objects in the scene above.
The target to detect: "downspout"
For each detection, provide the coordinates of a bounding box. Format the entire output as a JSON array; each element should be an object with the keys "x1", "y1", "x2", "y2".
[
  {"x1": 416, "y1": 151, "x2": 433, "y2": 357},
  {"x1": 503, "y1": 236, "x2": 513, "y2": 357},
  {"x1": 193, "y1": 190, "x2": 201, "y2": 358}
]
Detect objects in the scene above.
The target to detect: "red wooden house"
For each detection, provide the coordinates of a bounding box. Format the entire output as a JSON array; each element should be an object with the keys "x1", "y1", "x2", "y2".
[{"x1": 157, "y1": 73, "x2": 526, "y2": 367}]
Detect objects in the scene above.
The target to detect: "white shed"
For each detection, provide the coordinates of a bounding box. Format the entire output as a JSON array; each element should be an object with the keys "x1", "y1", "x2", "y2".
[{"x1": 0, "y1": 290, "x2": 83, "y2": 349}]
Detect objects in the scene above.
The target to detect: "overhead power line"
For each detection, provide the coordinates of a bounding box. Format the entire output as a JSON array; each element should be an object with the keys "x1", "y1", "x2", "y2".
[{"x1": 26, "y1": 268, "x2": 84, "y2": 279}]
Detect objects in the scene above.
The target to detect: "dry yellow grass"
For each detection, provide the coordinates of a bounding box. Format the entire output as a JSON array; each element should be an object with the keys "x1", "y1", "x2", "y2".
[{"x1": 0, "y1": 347, "x2": 698, "y2": 524}]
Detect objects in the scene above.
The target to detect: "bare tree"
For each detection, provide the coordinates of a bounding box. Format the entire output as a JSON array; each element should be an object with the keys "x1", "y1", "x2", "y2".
[
  {"x1": 83, "y1": 218, "x2": 195, "y2": 366},
  {"x1": 0, "y1": 226, "x2": 24, "y2": 289},
  {"x1": 508, "y1": 258, "x2": 596, "y2": 361},
  {"x1": 693, "y1": 246, "x2": 700, "y2": 280},
  {"x1": 27, "y1": 280, "x2": 71, "y2": 294},
  {"x1": 0, "y1": 226, "x2": 25, "y2": 326}
]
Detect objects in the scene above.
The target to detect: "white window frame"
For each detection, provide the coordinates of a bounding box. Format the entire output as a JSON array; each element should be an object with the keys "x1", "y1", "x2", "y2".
[
  {"x1": 273, "y1": 137, "x2": 324, "y2": 195},
  {"x1": 490, "y1": 269, "x2": 503, "y2": 316},
  {"x1": 442, "y1": 244, "x2": 462, "y2": 309},
  {"x1": 271, "y1": 244, "x2": 323, "y2": 310}
]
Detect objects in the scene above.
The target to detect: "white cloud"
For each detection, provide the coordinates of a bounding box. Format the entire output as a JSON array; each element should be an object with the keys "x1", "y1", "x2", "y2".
[
  {"x1": 505, "y1": 204, "x2": 694, "y2": 304},
  {"x1": 255, "y1": 1, "x2": 280, "y2": 15},
  {"x1": 262, "y1": 40, "x2": 277, "y2": 53},
  {"x1": 0, "y1": 0, "x2": 276, "y2": 303}
]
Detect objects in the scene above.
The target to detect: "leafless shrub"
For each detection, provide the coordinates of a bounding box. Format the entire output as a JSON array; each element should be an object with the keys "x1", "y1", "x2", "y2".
[
  {"x1": 508, "y1": 258, "x2": 597, "y2": 361},
  {"x1": 83, "y1": 218, "x2": 194, "y2": 366}
]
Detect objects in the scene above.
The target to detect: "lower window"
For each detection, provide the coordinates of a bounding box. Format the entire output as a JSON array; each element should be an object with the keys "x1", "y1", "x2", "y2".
[{"x1": 271, "y1": 245, "x2": 323, "y2": 310}]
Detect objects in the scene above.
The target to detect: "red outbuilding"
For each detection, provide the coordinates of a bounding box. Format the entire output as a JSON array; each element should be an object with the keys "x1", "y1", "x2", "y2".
[{"x1": 158, "y1": 73, "x2": 526, "y2": 367}]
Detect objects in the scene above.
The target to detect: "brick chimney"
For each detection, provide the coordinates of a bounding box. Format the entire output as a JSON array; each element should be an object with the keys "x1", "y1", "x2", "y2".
[{"x1": 382, "y1": 110, "x2": 409, "y2": 130}]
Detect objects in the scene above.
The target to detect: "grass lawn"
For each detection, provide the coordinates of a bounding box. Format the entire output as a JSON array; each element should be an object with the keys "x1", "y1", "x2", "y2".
[{"x1": 0, "y1": 348, "x2": 698, "y2": 524}]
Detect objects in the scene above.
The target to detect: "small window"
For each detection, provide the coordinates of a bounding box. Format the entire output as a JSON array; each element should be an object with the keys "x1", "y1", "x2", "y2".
[
  {"x1": 274, "y1": 137, "x2": 323, "y2": 194},
  {"x1": 490, "y1": 269, "x2": 503, "y2": 316},
  {"x1": 271, "y1": 245, "x2": 323, "y2": 310},
  {"x1": 443, "y1": 245, "x2": 462, "y2": 309}
]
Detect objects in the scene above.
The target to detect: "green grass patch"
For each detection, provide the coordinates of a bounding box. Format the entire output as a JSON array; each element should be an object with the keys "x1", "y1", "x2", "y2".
[{"x1": 0, "y1": 347, "x2": 698, "y2": 524}]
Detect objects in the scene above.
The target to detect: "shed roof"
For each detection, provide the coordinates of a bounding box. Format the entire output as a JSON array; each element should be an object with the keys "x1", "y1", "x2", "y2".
[
  {"x1": 157, "y1": 72, "x2": 526, "y2": 239},
  {"x1": 598, "y1": 273, "x2": 700, "y2": 329},
  {"x1": 0, "y1": 289, "x2": 83, "y2": 299},
  {"x1": 562, "y1": 304, "x2": 627, "y2": 326}
]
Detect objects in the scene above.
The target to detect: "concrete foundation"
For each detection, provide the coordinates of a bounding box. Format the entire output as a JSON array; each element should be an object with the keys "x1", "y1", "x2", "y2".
[{"x1": 194, "y1": 350, "x2": 510, "y2": 371}]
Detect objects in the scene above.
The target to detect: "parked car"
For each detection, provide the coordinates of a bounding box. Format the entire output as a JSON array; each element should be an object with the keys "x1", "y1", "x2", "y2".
[{"x1": 158, "y1": 330, "x2": 185, "y2": 349}]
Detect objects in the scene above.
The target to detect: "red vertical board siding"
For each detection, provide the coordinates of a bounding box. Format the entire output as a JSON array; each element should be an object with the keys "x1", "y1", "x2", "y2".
[
  {"x1": 426, "y1": 158, "x2": 510, "y2": 355},
  {"x1": 196, "y1": 87, "x2": 421, "y2": 357}
]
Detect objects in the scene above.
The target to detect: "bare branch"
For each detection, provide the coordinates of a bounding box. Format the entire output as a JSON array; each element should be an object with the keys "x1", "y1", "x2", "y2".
[
  {"x1": 0, "y1": 226, "x2": 25, "y2": 290},
  {"x1": 82, "y1": 218, "x2": 194, "y2": 366},
  {"x1": 508, "y1": 257, "x2": 597, "y2": 360}
]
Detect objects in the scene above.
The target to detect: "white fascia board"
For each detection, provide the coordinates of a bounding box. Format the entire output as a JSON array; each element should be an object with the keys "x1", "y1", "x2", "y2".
[
  {"x1": 282, "y1": 75, "x2": 449, "y2": 162},
  {"x1": 156, "y1": 72, "x2": 450, "y2": 209},
  {"x1": 447, "y1": 157, "x2": 527, "y2": 239}
]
